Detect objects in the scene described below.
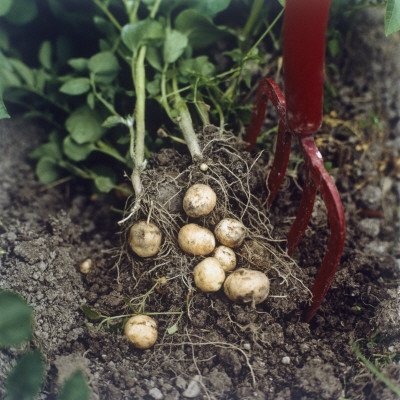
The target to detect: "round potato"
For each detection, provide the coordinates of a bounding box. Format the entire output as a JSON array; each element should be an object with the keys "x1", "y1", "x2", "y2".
[
  {"x1": 124, "y1": 315, "x2": 157, "y2": 349},
  {"x1": 213, "y1": 245, "x2": 236, "y2": 271},
  {"x1": 183, "y1": 184, "x2": 217, "y2": 218},
  {"x1": 194, "y1": 257, "x2": 225, "y2": 292},
  {"x1": 129, "y1": 221, "x2": 162, "y2": 258},
  {"x1": 214, "y1": 218, "x2": 246, "y2": 248},
  {"x1": 178, "y1": 224, "x2": 215, "y2": 255},
  {"x1": 224, "y1": 268, "x2": 270, "y2": 305}
]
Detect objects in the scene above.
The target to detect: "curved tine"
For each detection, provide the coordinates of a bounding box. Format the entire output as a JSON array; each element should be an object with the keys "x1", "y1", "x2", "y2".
[
  {"x1": 286, "y1": 164, "x2": 317, "y2": 255},
  {"x1": 245, "y1": 78, "x2": 287, "y2": 152},
  {"x1": 266, "y1": 122, "x2": 292, "y2": 207},
  {"x1": 299, "y1": 136, "x2": 346, "y2": 322}
]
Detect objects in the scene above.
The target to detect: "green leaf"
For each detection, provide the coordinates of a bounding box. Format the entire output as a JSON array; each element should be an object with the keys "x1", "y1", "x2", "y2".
[
  {"x1": 0, "y1": 26, "x2": 10, "y2": 50},
  {"x1": 179, "y1": 56, "x2": 215, "y2": 77},
  {"x1": 167, "y1": 323, "x2": 178, "y2": 335},
  {"x1": 146, "y1": 47, "x2": 163, "y2": 71},
  {"x1": 0, "y1": 290, "x2": 33, "y2": 347},
  {"x1": 60, "y1": 78, "x2": 90, "y2": 96},
  {"x1": 9, "y1": 59, "x2": 34, "y2": 86},
  {"x1": 29, "y1": 142, "x2": 62, "y2": 161},
  {"x1": 0, "y1": 80, "x2": 10, "y2": 119},
  {"x1": 63, "y1": 136, "x2": 95, "y2": 162},
  {"x1": 190, "y1": 0, "x2": 231, "y2": 16},
  {"x1": 328, "y1": 39, "x2": 339, "y2": 58},
  {"x1": 5, "y1": 0, "x2": 38, "y2": 25},
  {"x1": 163, "y1": 29, "x2": 188, "y2": 64},
  {"x1": 175, "y1": 10, "x2": 227, "y2": 49},
  {"x1": 36, "y1": 156, "x2": 62, "y2": 184},
  {"x1": 38, "y1": 41, "x2": 52, "y2": 70},
  {"x1": 146, "y1": 78, "x2": 161, "y2": 96},
  {"x1": 0, "y1": 0, "x2": 13, "y2": 16},
  {"x1": 65, "y1": 106, "x2": 105, "y2": 144},
  {"x1": 385, "y1": 0, "x2": 400, "y2": 36},
  {"x1": 94, "y1": 175, "x2": 115, "y2": 193},
  {"x1": 102, "y1": 115, "x2": 124, "y2": 128},
  {"x1": 88, "y1": 51, "x2": 119, "y2": 77},
  {"x1": 121, "y1": 19, "x2": 164, "y2": 53},
  {"x1": 87, "y1": 92, "x2": 95, "y2": 109},
  {"x1": 68, "y1": 58, "x2": 88, "y2": 72},
  {"x1": 57, "y1": 370, "x2": 90, "y2": 400},
  {"x1": 81, "y1": 305, "x2": 102, "y2": 321},
  {"x1": 5, "y1": 350, "x2": 45, "y2": 400}
]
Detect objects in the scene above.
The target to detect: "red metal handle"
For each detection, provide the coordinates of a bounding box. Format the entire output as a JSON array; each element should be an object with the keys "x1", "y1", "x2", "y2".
[{"x1": 283, "y1": 0, "x2": 331, "y2": 134}]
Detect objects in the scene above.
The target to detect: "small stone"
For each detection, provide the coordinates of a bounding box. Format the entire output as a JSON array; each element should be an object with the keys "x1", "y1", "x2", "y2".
[
  {"x1": 182, "y1": 375, "x2": 201, "y2": 398},
  {"x1": 358, "y1": 218, "x2": 380, "y2": 237},
  {"x1": 175, "y1": 376, "x2": 187, "y2": 390},
  {"x1": 200, "y1": 163, "x2": 209, "y2": 171},
  {"x1": 80, "y1": 258, "x2": 95, "y2": 274},
  {"x1": 359, "y1": 185, "x2": 382, "y2": 209},
  {"x1": 149, "y1": 387, "x2": 163, "y2": 400},
  {"x1": 282, "y1": 356, "x2": 291, "y2": 364},
  {"x1": 365, "y1": 240, "x2": 392, "y2": 254},
  {"x1": 243, "y1": 343, "x2": 251, "y2": 350}
]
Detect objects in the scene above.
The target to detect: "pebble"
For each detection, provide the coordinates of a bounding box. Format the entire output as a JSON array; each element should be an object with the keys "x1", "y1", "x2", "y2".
[
  {"x1": 365, "y1": 240, "x2": 392, "y2": 254},
  {"x1": 359, "y1": 185, "x2": 382, "y2": 210},
  {"x1": 182, "y1": 375, "x2": 201, "y2": 398},
  {"x1": 175, "y1": 376, "x2": 187, "y2": 390},
  {"x1": 149, "y1": 388, "x2": 163, "y2": 400},
  {"x1": 243, "y1": 343, "x2": 251, "y2": 350},
  {"x1": 282, "y1": 356, "x2": 291, "y2": 365},
  {"x1": 358, "y1": 218, "x2": 380, "y2": 237}
]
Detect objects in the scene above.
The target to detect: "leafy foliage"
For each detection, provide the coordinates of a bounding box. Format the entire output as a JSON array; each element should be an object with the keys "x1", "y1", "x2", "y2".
[
  {"x1": 0, "y1": 290, "x2": 33, "y2": 347},
  {"x1": 0, "y1": 289, "x2": 91, "y2": 399}
]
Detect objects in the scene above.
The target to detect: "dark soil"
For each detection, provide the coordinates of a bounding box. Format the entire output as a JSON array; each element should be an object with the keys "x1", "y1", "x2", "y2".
[{"x1": 1, "y1": 10, "x2": 400, "y2": 400}]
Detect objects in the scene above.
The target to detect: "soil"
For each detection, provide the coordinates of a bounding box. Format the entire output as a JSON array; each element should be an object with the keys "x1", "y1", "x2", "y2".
[{"x1": 1, "y1": 9, "x2": 400, "y2": 400}]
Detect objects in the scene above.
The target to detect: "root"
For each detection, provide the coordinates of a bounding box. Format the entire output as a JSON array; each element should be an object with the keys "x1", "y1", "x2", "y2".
[{"x1": 115, "y1": 125, "x2": 310, "y2": 337}]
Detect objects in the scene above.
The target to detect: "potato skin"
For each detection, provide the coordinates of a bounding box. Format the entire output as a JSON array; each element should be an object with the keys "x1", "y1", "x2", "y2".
[
  {"x1": 183, "y1": 184, "x2": 217, "y2": 218},
  {"x1": 224, "y1": 268, "x2": 270, "y2": 305},
  {"x1": 193, "y1": 257, "x2": 225, "y2": 292},
  {"x1": 124, "y1": 315, "x2": 157, "y2": 349},
  {"x1": 214, "y1": 218, "x2": 246, "y2": 248},
  {"x1": 129, "y1": 221, "x2": 162, "y2": 258},
  {"x1": 213, "y1": 245, "x2": 236, "y2": 271},
  {"x1": 178, "y1": 224, "x2": 215, "y2": 255}
]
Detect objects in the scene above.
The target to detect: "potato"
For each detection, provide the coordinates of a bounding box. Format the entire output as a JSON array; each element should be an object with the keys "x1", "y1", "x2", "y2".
[
  {"x1": 224, "y1": 268, "x2": 270, "y2": 305},
  {"x1": 183, "y1": 184, "x2": 216, "y2": 218},
  {"x1": 213, "y1": 245, "x2": 236, "y2": 272},
  {"x1": 214, "y1": 218, "x2": 246, "y2": 248},
  {"x1": 124, "y1": 315, "x2": 158, "y2": 349},
  {"x1": 178, "y1": 224, "x2": 215, "y2": 255},
  {"x1": 79, "y1": 258, "x2": 95, "y2": 274},
  {"x1": 193, "y1": 257, "x2": 225, "y2": 292},
  {"x1": 129, "y1": 221, "x2": 162, "y2": 258}
]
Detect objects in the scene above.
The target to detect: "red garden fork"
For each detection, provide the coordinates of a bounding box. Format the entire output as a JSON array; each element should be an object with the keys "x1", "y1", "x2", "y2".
[{"x1": 245, "y1": 0, "x2": 345, "y2": 322}]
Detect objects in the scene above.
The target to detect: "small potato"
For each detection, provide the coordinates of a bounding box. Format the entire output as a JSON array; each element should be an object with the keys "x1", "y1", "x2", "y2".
[
  {"x1": 129, "y1": 221, "x2": 162, "y2": 258},
  {"x1": 178, "y1": 224, "x2": 215, "y2": 255},
  {"x1": 194, "y1": 257, "x2": 225, "y2": 292},
  {"x1": 79, "y1": 258, "x2": 95, "y2": 274},
  {"x1": 124, "y1": 315, "x2": 157, "y2": 349},
  {"x1": 224, "y1": 268, "x2": 270, "y2": 305},
  {"x1": 214, "y1": 218, "x2": 246, "y2": 248},
  {"x1": 183, "y1": 184, "x2": 216, "y2": 218},
  {"x1": 213, "y1": 246, "x2": 236, "y2": 272}
]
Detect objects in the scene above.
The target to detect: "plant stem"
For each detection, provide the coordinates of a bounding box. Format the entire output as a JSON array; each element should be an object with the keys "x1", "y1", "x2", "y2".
[
  {"x1": 130, "y1": 45, "x2": 147, "y2": 196},
  {"x1": 92, "y1": 0, "x2": 122, "y2": 31},
  {"x1": 242, "y1": 0, "x2": 264, "y2": 44},
  {"x1": 172, "y1": 71, "x2": 202, "y2": 160}
]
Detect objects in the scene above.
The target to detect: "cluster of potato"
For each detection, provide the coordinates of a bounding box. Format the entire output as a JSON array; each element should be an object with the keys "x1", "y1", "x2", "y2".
[
  {"x1": 178, "y1": 184, "x2": 270, "y2": 305},
  {"x1": 125, "y1": 183, "x2": 270, "y2": 348}
]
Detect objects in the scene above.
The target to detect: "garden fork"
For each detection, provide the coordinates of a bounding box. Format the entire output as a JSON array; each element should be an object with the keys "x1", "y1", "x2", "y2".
[{"x1": 245, "y1": 0, "x2": 345, "y2": 322}]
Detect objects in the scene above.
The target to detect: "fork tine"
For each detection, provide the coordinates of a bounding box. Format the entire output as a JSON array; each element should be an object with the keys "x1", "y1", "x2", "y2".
[
  {"x1": 287, "y1": 166, "x2": 317, "y2": 255},
  {"x1": 298, "y1": 135, "x2": 346, "y2": 322}
]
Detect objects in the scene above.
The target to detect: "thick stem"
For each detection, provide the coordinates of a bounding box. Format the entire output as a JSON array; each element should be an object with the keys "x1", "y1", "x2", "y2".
[
  {"x1": 130, "y1": 45, "x2": 147, "y2": 196},
  {"x1": 172, "y1": 74, "x2": 202, "y2": 160}
]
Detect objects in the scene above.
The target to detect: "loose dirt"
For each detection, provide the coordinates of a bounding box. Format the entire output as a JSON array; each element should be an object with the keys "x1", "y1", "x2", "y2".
[{"x1": 1, "y1": 9, "x2": 400, "y2": 400}]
